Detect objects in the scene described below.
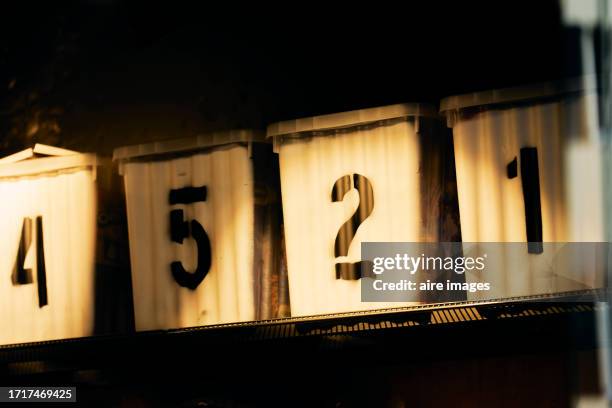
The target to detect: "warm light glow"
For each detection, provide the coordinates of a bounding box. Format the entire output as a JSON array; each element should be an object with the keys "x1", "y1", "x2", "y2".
[
  {"x1": 449, "y1": 90, "x2": 605, "y2": 300},
  {"x1": 0, "y1": 149, "x2": 97, "y2": 346},
  {"x1": 121, "y1": 144, "x2": 256, "y2": 330},
  {"x1": 277, "y1": 117, "x2": 433, "y2": 316}
]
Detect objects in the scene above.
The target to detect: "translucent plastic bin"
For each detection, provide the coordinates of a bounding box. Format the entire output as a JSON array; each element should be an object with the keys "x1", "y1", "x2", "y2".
[
  {"x1": 267, "y1": 104, "x2": 455, "y2": 316},
  {"x1": 0, "y1": 144, "x2": 98, "y2": 345},
  {"x1": 440, "y1": 78, "x2": 605, "y2": 300},
  {"x1": 113, "y1": 131, "x2": 285, "y2": 330}
]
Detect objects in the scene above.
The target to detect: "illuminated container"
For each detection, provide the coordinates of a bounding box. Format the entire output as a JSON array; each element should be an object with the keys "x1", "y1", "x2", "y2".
[
  {"x1": 114, "y1": 131, "x2": 282, "y2": 330},
  {"x1": 440, "y1": 78, "x2": 605, "y2": 300},
  {"x1": 267, "y1": 104, "x2": 451, "y2": 316},
  {"x1": 0, "y1": 144, "x2": 97, "y2": 345}
]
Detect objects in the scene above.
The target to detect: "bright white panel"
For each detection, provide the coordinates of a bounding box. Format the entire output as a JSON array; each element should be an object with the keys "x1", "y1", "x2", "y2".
[
  {"x1": 278, "y1": 119, "x2": 436, "y2": 316},
  {"x1": 0, "y1": 168, "x2": 97, "y2": 345},
  {"x1": 451, "y1": 92, "x2": 605, "y2": 300},
  {"x1": 122, "y1": 144, "x2": 256, "y2": 330}
]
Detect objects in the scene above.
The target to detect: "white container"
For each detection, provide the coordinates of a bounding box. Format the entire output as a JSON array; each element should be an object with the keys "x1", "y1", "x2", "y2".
[
  {"x1": 114, "y1": 131, "x2": 282, "y2": 330},
  {"x1": 267, "y1": 104, "x2": 451, "y2": 316},
  {"x1": 0, "y1": 144, "x2": 97, "y2": 345},
  {"x1": 440, "y1": 78, "x2": 605, "y2": 300}
]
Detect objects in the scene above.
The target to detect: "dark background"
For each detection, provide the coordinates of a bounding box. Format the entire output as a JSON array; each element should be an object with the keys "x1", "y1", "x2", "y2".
[
  {"x1": 0, "y1": 0, "x2": 575, "y2": 155},
  {"x1": 0, "y1": 2, "x2": 601, "y2": 407}
]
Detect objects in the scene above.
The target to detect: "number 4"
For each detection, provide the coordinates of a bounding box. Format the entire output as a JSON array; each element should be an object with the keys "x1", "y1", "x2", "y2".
[{"x1": 11, "y1": 216, "x2": 48, "y2": 307}]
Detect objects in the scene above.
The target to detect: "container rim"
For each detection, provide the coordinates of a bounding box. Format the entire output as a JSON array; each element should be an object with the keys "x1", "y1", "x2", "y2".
[
  {"x1": 0, "y1": 153, "x2": 97, "y2": 179},
  {"x1": 439, "y1": 76, "x2": 597, "y2": 114},
  {"x1": 266, "y1": 103, "x2": 438, "y2": 138},
  {"x1": 112, "y1": 129, "x2": 266, "y2": 162}
]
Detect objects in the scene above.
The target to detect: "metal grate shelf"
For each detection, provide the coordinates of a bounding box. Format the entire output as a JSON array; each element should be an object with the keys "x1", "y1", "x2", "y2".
[{"x1": 0, "y1": 289, "x2": 604, "y2": 376}]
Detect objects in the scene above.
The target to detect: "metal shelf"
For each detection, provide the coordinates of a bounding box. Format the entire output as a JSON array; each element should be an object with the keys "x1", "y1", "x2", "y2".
[{"x1": 0, "y1": 289, "x2": 603, "y2": 374}]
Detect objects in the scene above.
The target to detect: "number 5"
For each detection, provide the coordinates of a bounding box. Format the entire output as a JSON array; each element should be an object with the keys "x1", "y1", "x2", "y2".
[{"x1": 168, "y1": 186, "x2": 212, "y2": 290}]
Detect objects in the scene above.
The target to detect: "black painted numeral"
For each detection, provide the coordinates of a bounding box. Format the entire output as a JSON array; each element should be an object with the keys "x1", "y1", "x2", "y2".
[
  {"x1": 11, "y1": 216, "x2": 48, "y2": 307},
  {"x1": 168, "y1": 186, "x2": 212, "y2": 290},
  {"x1": 331, "y1": 173, "x2": 374, "y2": 280},
  {"x1": 507, "y1": 147, "x2": 543, "y2": 254}
]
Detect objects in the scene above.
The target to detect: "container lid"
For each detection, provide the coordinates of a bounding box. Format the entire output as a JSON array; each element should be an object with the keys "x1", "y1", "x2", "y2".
[
  {"x1": 112, "y1": 129, "x2": 265, "y2": 162},
  {"x1": 0, "y1": 144, "x2": 97, "y2": 179},
  {"x1": 439, "y1": 76, "x2": 596, "y2": 115},
  {"x1": 266, "y1": 103, "x2": 438, "y2": 138}
]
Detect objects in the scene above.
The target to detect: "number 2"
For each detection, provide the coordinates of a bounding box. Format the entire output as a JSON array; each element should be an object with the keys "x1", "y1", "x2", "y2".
[{"x1": 331, "y1": 173, "x2": 374, "y2": 280}]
